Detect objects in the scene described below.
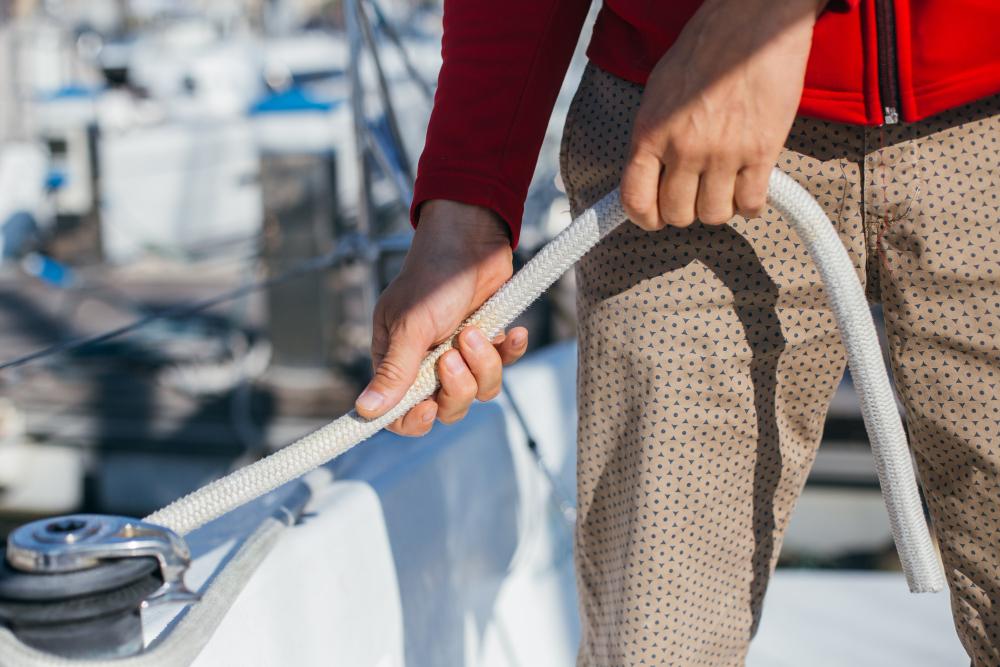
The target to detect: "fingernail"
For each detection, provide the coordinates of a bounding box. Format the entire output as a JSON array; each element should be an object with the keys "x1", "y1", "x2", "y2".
[
  {"x1": 466, "y1": 328, "x2": 487, "y2": 350},
  {"x1": 422, "y1": 406, "x2": 437, "y2": 423},
  {"x1": 356, "y1": 389, "x2": 385, "y2": 412},
  {"x1": 445, "y1": 351, "x2": 465, "y2": 374},
  {"x1": 510, "y1": 331, "x2": 526, "y2": 347}
]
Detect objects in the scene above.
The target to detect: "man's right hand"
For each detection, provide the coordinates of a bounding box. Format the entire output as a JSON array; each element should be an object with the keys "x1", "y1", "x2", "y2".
[{"x1": 354, "y1": 199, "x2": 529, "y2": 436}]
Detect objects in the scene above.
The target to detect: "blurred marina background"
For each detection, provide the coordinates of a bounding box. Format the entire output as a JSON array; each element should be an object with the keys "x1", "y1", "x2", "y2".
[
  {"x1": 0, "y1": 0, "x2": 969, "y2": 663},
  {"x1": 0, "y1": 0, "x2": 588, "y2": 530}
]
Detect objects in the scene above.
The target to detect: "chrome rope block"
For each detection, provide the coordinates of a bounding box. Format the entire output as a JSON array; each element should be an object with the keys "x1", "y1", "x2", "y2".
[
  {"x1": 6, "y1": 514, "x2": 199, "y2": 606},
  {"x1": 0, "y1": 514, "x2": 198, "y2": 658}
]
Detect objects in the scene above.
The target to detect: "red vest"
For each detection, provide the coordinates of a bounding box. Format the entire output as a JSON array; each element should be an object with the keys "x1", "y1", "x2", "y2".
[{"x1": 589, "y1": 0, "x2": 1000, "y2": 125}]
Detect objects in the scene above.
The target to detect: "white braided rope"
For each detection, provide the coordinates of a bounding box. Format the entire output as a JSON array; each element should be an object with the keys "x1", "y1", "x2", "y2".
[
  {"x1": 144, "y1": 193, "x2": 626, "y2": 535},
  {"x1": 767, "y1": 170, "x2": 943, "y2": 593},
  {"x1": 145, "y1": 170, "x2": 944, "y2": 593}
]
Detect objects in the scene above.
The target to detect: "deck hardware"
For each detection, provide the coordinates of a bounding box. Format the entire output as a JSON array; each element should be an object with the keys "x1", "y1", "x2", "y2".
[
  {"x1": 7, "y1": 514, "x2": 199, "y2": 605},
  {"x1": 0, "y1": 515, "x2": 199, "y2": 658}
]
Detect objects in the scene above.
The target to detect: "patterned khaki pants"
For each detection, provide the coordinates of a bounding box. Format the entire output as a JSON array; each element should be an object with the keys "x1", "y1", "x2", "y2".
[{"x1": 563, "y1": 62, "x2": 1000, "y2": 667}]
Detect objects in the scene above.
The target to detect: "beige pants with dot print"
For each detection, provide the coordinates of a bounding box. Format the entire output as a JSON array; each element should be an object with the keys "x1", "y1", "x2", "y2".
[{"x1": 563, "y1": 62, "x2": 1000, "y2": 667}]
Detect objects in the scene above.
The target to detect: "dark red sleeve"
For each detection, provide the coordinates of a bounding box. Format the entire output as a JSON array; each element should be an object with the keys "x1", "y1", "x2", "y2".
[{"x1": 411, "y1": 0, "x2": 592, "y2": 247}]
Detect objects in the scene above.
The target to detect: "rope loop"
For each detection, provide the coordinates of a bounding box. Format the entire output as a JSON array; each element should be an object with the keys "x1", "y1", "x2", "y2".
[{"x1": 145, "y1": 169, "x2": 945, "y2": 594}]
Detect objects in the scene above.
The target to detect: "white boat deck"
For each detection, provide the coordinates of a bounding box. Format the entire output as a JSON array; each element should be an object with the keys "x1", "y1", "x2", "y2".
[
  {"x1": 135, "y1": 341, "x2": 970, "y2": 667},
  {"x1": 749, "y1": 570, "x2": 967, "y2": 667}
]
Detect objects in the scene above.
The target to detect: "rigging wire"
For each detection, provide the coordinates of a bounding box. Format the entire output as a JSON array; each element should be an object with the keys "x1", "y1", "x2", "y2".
[{"x1": 0, "y1": 233, "x2": 410, "y2": 372}]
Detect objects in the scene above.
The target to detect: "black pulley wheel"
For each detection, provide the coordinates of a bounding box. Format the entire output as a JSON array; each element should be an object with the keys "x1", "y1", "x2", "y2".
[{"x1": 0, "y1": 549, "x2": 162, "y2": 659}]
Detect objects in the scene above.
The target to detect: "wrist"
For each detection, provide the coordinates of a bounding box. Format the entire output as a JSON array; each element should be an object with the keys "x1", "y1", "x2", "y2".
[
  {"x1": 699, "y1": 0, "x2": 827, "y2": 26},
  {"x1": 415, "y1": 199, "x2": 512, "y2": 254},
  {"x1": 404, "y1": 199, "x2": 513, "y2": 291}
]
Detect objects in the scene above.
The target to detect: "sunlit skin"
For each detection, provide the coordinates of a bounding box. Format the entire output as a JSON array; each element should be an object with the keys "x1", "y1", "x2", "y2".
[
  {"x1": 356, "y1": 0, "x2": 829, "y2": 435},
  {"x1": 621, "y1": 0, "x2": 828, "y2": 230},
  {"x1": 356, "y1": 199, "x2": 524, "y2": 436}
]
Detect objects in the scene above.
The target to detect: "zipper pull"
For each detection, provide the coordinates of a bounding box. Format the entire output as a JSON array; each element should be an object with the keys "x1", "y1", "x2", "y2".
[{"x1": 883, "y1": 107, "x2": 899, "y2": 125}]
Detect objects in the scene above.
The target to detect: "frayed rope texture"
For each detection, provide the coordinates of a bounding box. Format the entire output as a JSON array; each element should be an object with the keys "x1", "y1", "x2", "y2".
[{"x1": 145, "y1": 170, "x2": 944, "y2": 594}]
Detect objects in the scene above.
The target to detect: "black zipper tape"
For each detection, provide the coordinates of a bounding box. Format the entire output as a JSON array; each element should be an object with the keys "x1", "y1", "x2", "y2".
[{"x1": 874, "y1": 0, "x2": 901, "y2": 124}]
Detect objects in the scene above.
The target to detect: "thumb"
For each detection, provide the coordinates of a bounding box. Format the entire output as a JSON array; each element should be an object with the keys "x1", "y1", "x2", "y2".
[{"x1": 355, "y1": 325, "x2": 431, "y2": 419}]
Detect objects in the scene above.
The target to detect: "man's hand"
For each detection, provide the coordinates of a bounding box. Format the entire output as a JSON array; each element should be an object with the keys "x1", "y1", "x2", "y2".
[
  {"x1": 355, "y1": 199, "x2": 528, "y2": 436},
  {"x1": 621, "y1": 0, "x2": 829, "y2": 229}
]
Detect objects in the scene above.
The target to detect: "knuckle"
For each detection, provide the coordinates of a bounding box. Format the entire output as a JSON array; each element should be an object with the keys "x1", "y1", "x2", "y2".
[
  {"x1": 745, "y1": 138, "x2": 772, "y2": 163},
  {"x1": 702, "y1": 139, "x2": 724, "y2": 161},
  {"x1": 371, "y1": 298, "x2": 389, "y2": 324},
  {"x1": 483, "y1": 346, "x2": 505, "y2": 369},
  {"x1": 441, "y1": 371, "x2": 478, "y2": 401},
  {"x1": 620, "y1": 187, "x2": 654, "y2": 220},
  {"x1": 747, "y1": 146, "x2": 769, "y2": 165},
  {"x1": 736, "y1": 201, "x2": 766, "y2": 219},
  {"x1": 635, "y1": 219, "x2": 666, "y2": 232},
  {"x1": 661, "y1": 202, "x2": 694, "y2": 228},
  {"x1": 735, "y1": 185, "x2": 768, "y2": 219},
  {"x1": 507, "y1": 347, "x2": 526, "y2": 363},
  {"x1": 501, "y1": 351, "x2": 524, "y2": 367},
  {"x1": 370, "y1": 328, "x2": 391, "y2": 357},
  {"x1": 458, "y1": 374, "x2": 479, "y2": 398},
  {"x1": 632, "y1": 116, "x2": 658, "y2": 143},
  {"x1": 438, "y1": 352, "x2": 467, "y2": 378},
  {"x1": 669, "y1": 134, "x2": 699, "y2": 162},
  {"x1": 664, "y1": 214, "x2": 695, "y2": 228},
  {"x1": 699, "y1": 208, "x2": 734, "y2": 226},
  {"x1": 468, "y1": 341, "x2": 501, "y2": 367},
  {"x1": 375, "y1": 358, "x2": 408, "y2": 386},
  {"x1": 477, "y1": 385, "x2": 501, "y2": 402},
  {"x1": 740, "y1": 191, "x2": 767, "y2": 211},
  {"x1": 410, "y1": 420, "x2": 433, "y2": 437},
  {"x1": 438, "y1": 409, "x2": 469, "y2": 425}
]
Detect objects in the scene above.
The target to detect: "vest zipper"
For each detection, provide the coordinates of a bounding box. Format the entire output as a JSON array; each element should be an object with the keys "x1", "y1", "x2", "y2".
[{"x1": 874, "y1": 0, "x2": 901, "y2": 124}]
